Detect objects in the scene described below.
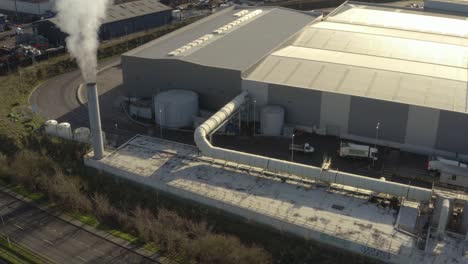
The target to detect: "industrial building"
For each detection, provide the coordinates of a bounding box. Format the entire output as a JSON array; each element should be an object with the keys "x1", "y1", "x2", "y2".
[
  {"x1": 122, "y1": 2, "x2": 468, "y2": 160},
  {"x1": 0, "y1": 0, "x2": 54, "y2": 15},
  {"x1": 34, "y1": 0, "x2": 172, "y2": 46}
]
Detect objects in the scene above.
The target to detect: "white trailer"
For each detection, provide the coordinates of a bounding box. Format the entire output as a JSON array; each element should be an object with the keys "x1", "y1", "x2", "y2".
[
  {"x1": 428, "y1": 157, "x2": 467, "y2": 171},
  {"x1": 289, "y1": 143, "x2": 314, "y2": 153},
  {"x1": 428, "y1": 157, "x2": 468, "y2": 189},
  {"x1": 339, "y1": 142, "x2": 378, "y2": 161}
]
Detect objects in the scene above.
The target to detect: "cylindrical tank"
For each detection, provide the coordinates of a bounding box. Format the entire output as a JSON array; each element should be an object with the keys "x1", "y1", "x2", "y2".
[
  {"x1": 260, "y1": 105, "x2": 284, "y2": 136},
  {"x1": 74, "y1": 127, "x2": 91, "y2": 143},
  {"x1": 154, "y1": 89, "x2": 199, "y2": 128},
  {"x1": 437, "y1": 199, "x2": 450, "y2": 236},
  {"x1": 461, "y1": 201, "x2": 468, "y2": 235},
  {"x1": 44, "y1": 120, "x2": 58, "y2": 136},
  {"x1": 57, "y1": 122, "x2": 72, "y2": 140}
]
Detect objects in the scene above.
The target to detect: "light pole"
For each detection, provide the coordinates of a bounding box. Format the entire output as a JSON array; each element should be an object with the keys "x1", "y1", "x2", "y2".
[
  {"x1": 373, "y1": 122, "x2": 380, "y2": 167},
  {"x1": 14, "y1": 0, "x2": 18, "y2": 21},
  {"x1": 159, "y1": 108, "x2": 163, "y2": 139},
  {"x1": 291, "y1": 134, "x2": 295, "y2": 162},
  {"x1": 253, "y1": 99, "x2": 256, "y2": 136},
  {"x1": 238, "y1": 110, "x2": 241, "y2": 135}
]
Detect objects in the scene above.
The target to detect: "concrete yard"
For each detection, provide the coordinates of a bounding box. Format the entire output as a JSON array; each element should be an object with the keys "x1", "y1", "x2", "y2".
[{"x1": 85, "y1": 135, "x2": 467, "y2": 264}]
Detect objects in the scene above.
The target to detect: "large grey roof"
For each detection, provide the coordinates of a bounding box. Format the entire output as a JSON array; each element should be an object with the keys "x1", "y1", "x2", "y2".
[
  {"x1": 48, "y1": 0, "x2": 171, "y2": 25},
  {"x1": 246, "y1": 2, "x2": 468, "y2": 113},
  {"x1": 124, "y1": 6, "x2": 320, "y2": 71}
]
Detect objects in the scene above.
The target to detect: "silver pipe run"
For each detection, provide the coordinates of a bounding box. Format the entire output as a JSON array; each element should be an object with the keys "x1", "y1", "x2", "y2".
[
  {"x1": 86, "y1": 83, "x2": 105, "y2": 160},
  {"x1": 194, "y1": 92, "x2": 432, "y2": 202}
]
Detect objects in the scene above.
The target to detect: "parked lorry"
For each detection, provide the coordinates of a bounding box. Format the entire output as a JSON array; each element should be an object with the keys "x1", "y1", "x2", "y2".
[
  {"x1": 428, "y1": 156, "x2": 468, "y2": 189},
  {"x1": 289, "y1": 143, "x2": 314, "y2": 153},
  {"x1": 428, "y1": 156, "x2": 467, "y2": 171},
  {"x1": 339, "y1": 141, "x2": 378, "y2": 160}
]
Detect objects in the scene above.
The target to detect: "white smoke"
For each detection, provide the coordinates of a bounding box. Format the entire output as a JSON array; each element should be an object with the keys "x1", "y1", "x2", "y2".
[{"x1": 55, "y1": 0, "x2": 112, "y2": 82}]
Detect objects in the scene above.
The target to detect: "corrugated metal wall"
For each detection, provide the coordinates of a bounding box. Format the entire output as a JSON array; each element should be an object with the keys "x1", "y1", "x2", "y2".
[
  {"x1": 319, "y1": 92, "x2": 351, "y2": 136},
  {"x1": 0, "y1": 0, "x2": 54, "y2": 15},
  {"x1": 124, "y1": 59, "x2": 468, "y2": 156},
  {"x1": 404, "y1": 105, "x2": 439, "y2": 149},
  {"x1": 101, "y1": 10, "x2": 172, "y2": 40},
  {"x1": 348, "y1": 97, "x2": 409, "y2": 143},
  {"x1": 436, "y1": 111, "x2": 468, "y2": 154},
  {"x1": 122, "y1": 57, "x2": 242, "y2": 111},
  {"x1": 267, "y1": 84, "x2": 321, "y2": 127}
]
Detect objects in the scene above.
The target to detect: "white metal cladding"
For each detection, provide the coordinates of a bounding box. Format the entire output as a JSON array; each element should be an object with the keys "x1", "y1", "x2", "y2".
[{"x1": 194, "y1": 92, "x2": 433, "y2": 202}]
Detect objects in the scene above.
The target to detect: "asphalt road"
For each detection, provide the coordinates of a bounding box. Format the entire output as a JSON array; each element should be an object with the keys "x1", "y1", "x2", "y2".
[
  {"x1": 30, "y1": 56, "x2": 121, "y2": 122},
  {"x1": 29, "y1": 56, "x2": 188, "y2": 146},
  {"x1": 0, "y1": 190, "x2": 158, "y2": 264}
]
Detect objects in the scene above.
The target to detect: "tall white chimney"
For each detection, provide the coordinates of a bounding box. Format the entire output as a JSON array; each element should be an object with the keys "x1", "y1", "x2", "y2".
[{"x1": 86, "y1": 83, "x2": 104, "y2": 160}]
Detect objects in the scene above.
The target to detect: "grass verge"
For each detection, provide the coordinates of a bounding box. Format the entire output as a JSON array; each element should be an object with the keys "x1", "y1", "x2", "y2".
[
  {"x1": 0, "y1": 233, "x2": 51, "y2": 264},
  {"x1": 68, "y1": 211, "x2": 159, "y2": 254}
]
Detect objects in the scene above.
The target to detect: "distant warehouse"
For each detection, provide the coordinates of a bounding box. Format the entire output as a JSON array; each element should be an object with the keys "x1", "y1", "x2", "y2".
[
  {"x1": 34, "y1": 0, "x2": 172, "y2": 46},
  {"x1": 0, "y1": 0, "x2": 54, "y2": 15},
  {"x1": 122, "y1": 2, "x2": 468, "y2": 159}
]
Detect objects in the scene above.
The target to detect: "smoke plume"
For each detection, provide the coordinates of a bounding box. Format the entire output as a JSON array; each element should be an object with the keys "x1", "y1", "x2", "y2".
[{"x1": 55, "y1": 0, "x2": 112, "y2": 82}]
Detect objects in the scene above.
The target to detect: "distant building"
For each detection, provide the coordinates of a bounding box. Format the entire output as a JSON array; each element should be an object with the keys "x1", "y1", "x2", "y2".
[
  {"x1": 0, "y1": 0, "x2": 55, "y2": 15},
  {"x1": 122, "y1": 3, "x2": 468, "y2": 159},
  {"x1": 33, "y1": 0, "x2": 172, "y2": 46}
]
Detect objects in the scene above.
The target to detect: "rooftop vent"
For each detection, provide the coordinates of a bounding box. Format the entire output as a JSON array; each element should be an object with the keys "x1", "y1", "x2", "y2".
[
  {"x1": 213, "y1": 9, "x2": 263, "y2": 35},
  {"x1": 233, "y1": 10, "x2": 249, "y2": 17},
  {"x1": 167, "y1": 34, "x2": 214, "y2": 56}
]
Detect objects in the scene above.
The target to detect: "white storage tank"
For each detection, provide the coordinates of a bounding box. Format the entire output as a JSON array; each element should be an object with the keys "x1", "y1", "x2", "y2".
[
  {"x1": 44, "y1": 120, "x2": 58, "y2": 136},
  {"x1": 57, "y1": 122, "x2": 72, "y2": 139},
  {"x1": 154, "y1": 89, "x2": 199, "y2": 128},
  {"x1": 260, "y1": 105, "x2": 284, "y2": 136},
  {"x1": 74, "y1": 127, "x2": 91, "y2": 143}
]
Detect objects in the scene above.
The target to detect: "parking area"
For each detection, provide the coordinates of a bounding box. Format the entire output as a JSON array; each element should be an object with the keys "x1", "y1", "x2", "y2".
[{"x1": 212, "y1": 127, "x2": 433, "y2": 189}]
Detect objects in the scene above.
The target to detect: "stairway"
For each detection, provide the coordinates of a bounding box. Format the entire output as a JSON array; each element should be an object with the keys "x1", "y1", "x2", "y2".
[{"x1": 382, "y1": 149, "x2": 400, "y2": 180}]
